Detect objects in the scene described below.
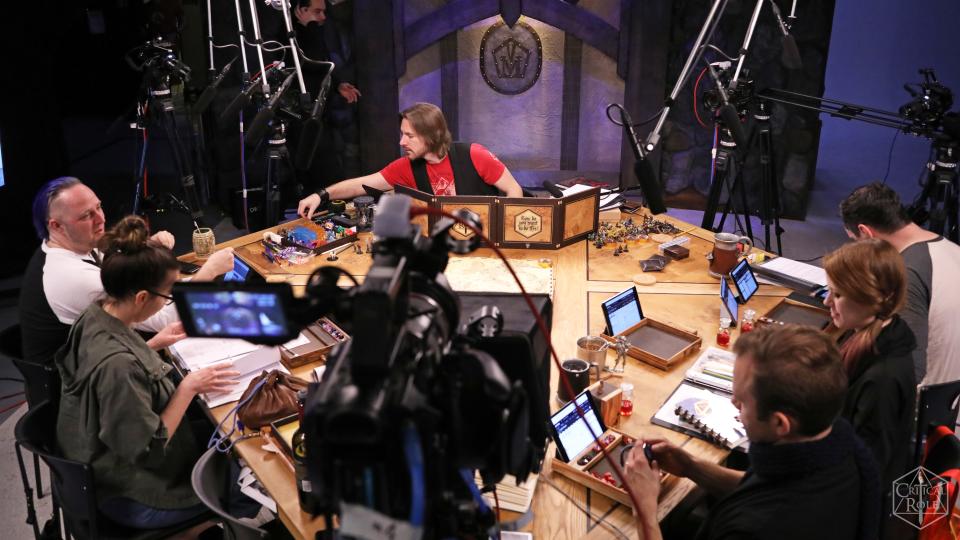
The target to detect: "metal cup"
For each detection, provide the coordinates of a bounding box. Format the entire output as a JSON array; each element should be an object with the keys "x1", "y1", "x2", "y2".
[
  {"x1": 576, "y1": 335, "x2": 609, "y2": 373},
  {"x1": 558, "y1": 358, "x2": 601, "y2": 403}
]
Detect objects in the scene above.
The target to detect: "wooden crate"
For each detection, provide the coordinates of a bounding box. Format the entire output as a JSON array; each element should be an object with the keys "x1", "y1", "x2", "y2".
[
  {"x1": 587, "y1": 380, "x2": 623, "y2": 428},
  {"x1": 602, "y1": 318, "x2": 702, "y2": 371},
  {"x1": 279, "y1": 317, "x2": 349, "y2": 369},
  {"x1": 552, "y1": 429, "x2": 657, "y2": 508}
]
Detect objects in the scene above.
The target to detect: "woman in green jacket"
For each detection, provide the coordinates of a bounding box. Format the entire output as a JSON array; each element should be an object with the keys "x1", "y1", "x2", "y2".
[{"x1": 55, "y1": 215, "x2": 239, "y2": 530}]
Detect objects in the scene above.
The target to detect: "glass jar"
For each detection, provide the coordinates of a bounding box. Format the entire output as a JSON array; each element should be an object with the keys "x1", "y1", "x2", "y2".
[
  {"x1": 620, "y1": 382, "x2": 634, "y2": 417},
  {"x1": 741, "y1": 309, "x2": 756, "y2": 333},
  {"x1": 717, "y1": 317, "x2": 732, "y2": 347}
]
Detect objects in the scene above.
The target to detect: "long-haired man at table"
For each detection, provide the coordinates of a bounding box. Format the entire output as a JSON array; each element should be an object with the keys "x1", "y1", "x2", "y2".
[
  {"x1": 297, "y1": 102, "x2": 524, "y2": 218},
  {"x1": 623, "y1": 326, "x2": 880, "y2": 540}
]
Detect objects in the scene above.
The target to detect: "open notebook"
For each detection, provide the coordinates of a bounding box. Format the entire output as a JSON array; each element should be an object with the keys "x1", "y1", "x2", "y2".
[{"x1": 652, "y1": 366, "x2": 748, "y2": 451}]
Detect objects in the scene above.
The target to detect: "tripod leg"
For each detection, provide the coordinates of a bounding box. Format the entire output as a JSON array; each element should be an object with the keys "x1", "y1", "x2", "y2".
[
  {"x1": 703, "y1": 160, "x2": 727, "y2": 231},
  {"x1": 735, "y1": 167, "x2": 754, "y2": 239},
  {"x1": 160, "y1": 110, "x2": 206, "y2": 225},
  {"x1": 702, "y1": 127, "x2": 726, "y2": 231}
]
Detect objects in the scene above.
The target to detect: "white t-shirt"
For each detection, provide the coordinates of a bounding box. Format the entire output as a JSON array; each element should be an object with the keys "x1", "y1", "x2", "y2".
[{"x1": 41, "y1": 241, "x2": 179, "y2": 332}]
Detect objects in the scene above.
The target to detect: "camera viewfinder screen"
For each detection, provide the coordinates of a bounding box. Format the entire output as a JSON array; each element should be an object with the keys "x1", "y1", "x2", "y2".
[{"x1": 182, "y1": 290, "x2": 289, "y2": 339}]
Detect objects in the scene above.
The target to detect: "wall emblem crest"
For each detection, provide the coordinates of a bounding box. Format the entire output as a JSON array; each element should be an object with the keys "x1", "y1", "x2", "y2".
[{"x1": 479, "y1": 20, "x2": 542, "y2": 95}]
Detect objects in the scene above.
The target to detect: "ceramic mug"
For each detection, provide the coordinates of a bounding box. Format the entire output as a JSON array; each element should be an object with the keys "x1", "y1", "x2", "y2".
[
  {"x1": 558, "y1": 358, "x2": 601, "y2": 403},
  {"x1": 709, "y1": 232, "x2": 752, "y2": 277},
  {"x1": 192, "y1": 228, "x2": 216, "y2": 258}
]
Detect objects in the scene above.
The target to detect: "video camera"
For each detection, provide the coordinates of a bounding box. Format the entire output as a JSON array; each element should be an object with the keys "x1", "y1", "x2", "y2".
[
  {"x1": 702, "y1": 64, "x2": 756, "y2": 114},
  {"x1": 125, "y1": 39, "x2": 192, "y2": 113},
  {"x1": 900, "y1": 68, "x2": 954, "y2": 136},
  {"x1": 172, "y1": 194, "x2": 551, "y2": 536}
]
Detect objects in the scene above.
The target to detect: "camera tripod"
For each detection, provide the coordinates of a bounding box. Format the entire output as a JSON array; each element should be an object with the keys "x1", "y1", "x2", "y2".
[
  {"x1": 701, "y1": 101, "x2": 785, "y2": 255},
  {"x1": 909, "y1": 137, "x2": 958, "y2": 242},
  {"x1": 132, "y1": 80, "x2": 207, "y2": 226},
  {"x1": 260, "y1": 118, "x2": 296, "y2": 227}
]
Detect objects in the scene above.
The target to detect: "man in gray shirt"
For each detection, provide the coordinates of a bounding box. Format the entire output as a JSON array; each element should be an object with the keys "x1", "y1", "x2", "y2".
[{"x1": 840, "y1": 182, "x2": 960, "y2": 385}]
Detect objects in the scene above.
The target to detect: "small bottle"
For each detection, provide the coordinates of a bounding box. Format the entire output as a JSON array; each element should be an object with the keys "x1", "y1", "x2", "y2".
[
  {"x1": 292, "y1": 389, "x2": 316, "y2": 514},
  {"x1": 741, "y1": 309, "x2": 756, "y2": 333},
  {"x1": 717, "y1": 317, "x2": 732, "y2": 347},
  {"x1": 620, "y1": 383, "x2": 634, "y2": 417}
]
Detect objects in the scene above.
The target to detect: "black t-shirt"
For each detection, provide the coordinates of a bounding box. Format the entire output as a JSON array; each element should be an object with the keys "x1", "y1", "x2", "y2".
[
  {"x1": 697, "y1": 421, "x2": 877, "y2": 540},
  {"x1": 19, "y1": 247, "x2": 71, "y2": 367}
]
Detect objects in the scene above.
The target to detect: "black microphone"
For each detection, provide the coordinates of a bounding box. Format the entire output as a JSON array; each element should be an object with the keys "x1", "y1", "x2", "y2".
[
  {"x1": 194, "y1": 57, "x2": 237, "y2": 115},
  {"x1": 706, "y1": 63, "x2": 749, "y2": 150},
  {"x1": 769, "y1": 0, "x2": 802, "y2": 70},
  {"x1": 245, "y1": 71, "x2": 297, "y2": 147},
  {"x1": 295, "y1": 70, "x2": 334, "y2": 170},
  {"x1": 617, "y1": 105, "x2": 666, "y2": 215},
  {"x1": 542, "y1": 181, "x2": 565, "y2": 198},
  {"x1": 220, "y1": 81, "x2": 258, "y2": 124}
]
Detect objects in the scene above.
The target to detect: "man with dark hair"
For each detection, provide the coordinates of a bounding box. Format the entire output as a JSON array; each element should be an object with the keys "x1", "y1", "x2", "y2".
[
  {"x1": 297, "y1": 102, "x2": 524, "y2": 218},
  {"x1": 624, "y1": 326, "x2": 880, "y2": 540},
  {"x1": 18, "y1": 177, "x2": 234, "y2": 366},
  {"x1": 840, "y1": 181, "x2": 960, "y2": 384}
]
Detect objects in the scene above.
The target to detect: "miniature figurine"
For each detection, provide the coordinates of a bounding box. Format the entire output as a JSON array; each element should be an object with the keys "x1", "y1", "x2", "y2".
[{"x1": 609, "y1": 335, "x2": 629, "y2": 373}]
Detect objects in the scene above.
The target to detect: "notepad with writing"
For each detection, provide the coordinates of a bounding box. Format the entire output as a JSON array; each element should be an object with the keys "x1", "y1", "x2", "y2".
[{"x1": 652, "y1": 381, "x2": 748, "y2": 450}]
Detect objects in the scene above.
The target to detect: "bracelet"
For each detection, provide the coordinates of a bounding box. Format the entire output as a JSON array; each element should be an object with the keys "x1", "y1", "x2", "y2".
[{"x1": 315, "y1": 188, "x2": 330, "y2": 205}]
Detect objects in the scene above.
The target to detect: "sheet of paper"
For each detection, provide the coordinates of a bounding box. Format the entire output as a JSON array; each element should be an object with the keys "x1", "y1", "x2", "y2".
[
  {"x1": 560, "y1": 183, "x2": 594, "y2": 196},
  {"x1": 760, "y1": 257, "x2": 828, "y2": 287},
  {"x1": 202, "y1": 360, "x2": 287, "y2": 408},
  {"x1": 283, "y1": 333, "x2": 311, "y2": 349},
  {"x1": 170, "y1": 338, "x2": 261, "y2": 369}
]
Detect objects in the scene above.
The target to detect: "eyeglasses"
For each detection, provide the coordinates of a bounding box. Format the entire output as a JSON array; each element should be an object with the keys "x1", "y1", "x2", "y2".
[{"x1": 147, "y1": 290, "x2": 175, "y2": 306}]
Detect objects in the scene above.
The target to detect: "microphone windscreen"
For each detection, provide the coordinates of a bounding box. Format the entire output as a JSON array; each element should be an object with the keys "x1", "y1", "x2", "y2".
[
  {"x1": 244, "y1": 108, "x2": 275, "y2": 147},
  {"x1": 781, "y1": 35, "x2": 803, "y2": 71},
  {"x1": 295, "y1": 119, "x2": 324, "y2": 170},
  {"x1": 719, "y1": 104, "x2": 748, "y2": 149},
  {"x1": 542, "y1": 181, "x2": 565, "y2": 198},
  {"x1": 220, "y1": 91, "x2": 251, "y2": 124},
  {"x1": 634, "y1": 157, "x2": 666, "y2": 215},
  {"x1": 194, "y1": 86, "x2": 217, "y2": 115}
]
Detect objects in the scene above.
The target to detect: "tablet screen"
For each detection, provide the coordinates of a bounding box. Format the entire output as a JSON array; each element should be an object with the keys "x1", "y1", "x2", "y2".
[
  {"x1": 602, "y1": 288, "x2": 644, "y2": 336},
  {"x1": 223, "y1": 254, "x2": 262, "y2": 283},
  {"x1": 721, "y1": 277, "x2": 738, "y2": 323},
  {"x1": 551, "y1": 391, "x2": 605, "y2": 461},
  {"x1": 730, "y1": 259, "x2": 758, "y2": 303}
]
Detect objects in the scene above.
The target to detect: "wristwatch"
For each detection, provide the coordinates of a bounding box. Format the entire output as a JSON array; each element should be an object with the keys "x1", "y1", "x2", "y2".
[{"x1": 315, "y1": 188, "x2": 330, "y2": 205}]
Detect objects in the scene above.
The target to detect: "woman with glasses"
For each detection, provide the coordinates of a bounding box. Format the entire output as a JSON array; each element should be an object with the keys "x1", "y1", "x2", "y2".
[
  {"x1": 823, "y1": 238, "x2": 916, "y2": 538},
  {"x1": 55, "y1": 215, "x2": 241, "y2": 532}
]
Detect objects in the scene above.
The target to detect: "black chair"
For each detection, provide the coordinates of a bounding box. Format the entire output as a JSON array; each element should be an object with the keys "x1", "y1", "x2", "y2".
[
  {"x1": 0, "y1": 323, "x2": 60, "y2": 409},
  {"x1": 15, "y1": 400, "x2": 209, "y2": 540},
  {"x1": 192, "y1": 446, "x2": 269, "y2": 540},
  {"x1": 914, "y1": 380, "x2": 960, "y2": 464},
  {"x1": 2, "y1": 322, "x2": 56, "y2": 529}
]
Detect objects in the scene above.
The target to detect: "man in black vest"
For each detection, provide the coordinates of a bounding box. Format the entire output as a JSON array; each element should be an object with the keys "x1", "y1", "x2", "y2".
[
  {"x1": 623, "y1": 325, "x2": 881, "y2": 540},
  {"x1": 297, "y1": 102, "x2": 524, "y2": 218}
]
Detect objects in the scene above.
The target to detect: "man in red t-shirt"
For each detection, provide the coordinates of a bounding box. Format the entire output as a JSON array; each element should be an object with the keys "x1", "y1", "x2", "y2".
[{"x1": 298, "y1": 102, "x2": 524, "y2": 218}]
